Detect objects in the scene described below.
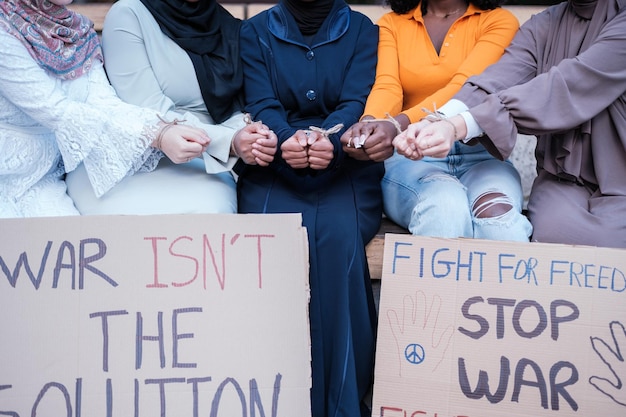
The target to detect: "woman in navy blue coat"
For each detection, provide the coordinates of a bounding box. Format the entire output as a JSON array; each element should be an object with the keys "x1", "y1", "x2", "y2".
[{"x1": 238, "y1": 0, "x2": 381, "y2": 415}]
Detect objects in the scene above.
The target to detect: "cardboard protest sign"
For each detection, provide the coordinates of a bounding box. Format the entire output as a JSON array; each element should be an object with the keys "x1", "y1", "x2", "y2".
[
  {"x1": 0, "y1": 213, "x2": 311, "y2": 416},
  {"x1": 373, "y1": 234, "x2": 626, "y2": 417}
]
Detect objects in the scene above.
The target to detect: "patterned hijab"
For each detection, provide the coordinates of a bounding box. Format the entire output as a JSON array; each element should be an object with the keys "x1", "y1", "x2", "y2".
[
  {"x1": 139, "y1": 0, "x2": 243, "y2": 124},
  {"x1": 0, "y1": 0, "x2": 102, "y2": 80}
]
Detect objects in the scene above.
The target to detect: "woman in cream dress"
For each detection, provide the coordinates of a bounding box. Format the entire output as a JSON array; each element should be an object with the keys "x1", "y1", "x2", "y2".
[{"x1": 66, "y1": 0, "x2": 276, "y2": 214}]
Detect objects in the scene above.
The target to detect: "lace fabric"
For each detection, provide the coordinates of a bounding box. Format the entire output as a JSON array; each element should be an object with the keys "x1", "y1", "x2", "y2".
[{"x1": 0, "y1": 29, "x2": 162, "y2": 217}]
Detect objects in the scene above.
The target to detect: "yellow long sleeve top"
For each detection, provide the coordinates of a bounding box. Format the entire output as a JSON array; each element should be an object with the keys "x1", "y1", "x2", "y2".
[{"x1": 363, "y1": 3, "x2": 519, "y2": 123}]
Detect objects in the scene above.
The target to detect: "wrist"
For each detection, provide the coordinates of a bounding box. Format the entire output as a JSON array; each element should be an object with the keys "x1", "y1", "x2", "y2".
[
  {"x1": 420, "y1": 109, "x2": 466, "y2": 141},
  {"x1": 153, "y1": 123, "x2": 175, "y2": 150},
  {"x1": 153, "y1": 115, "x2": 186, "y2": 150},
  {"x1": 360, "y1": 113, "x2": 402, "y2": 136},
  {"x1": 230, "y1": 137, "x2": 239, "y2": 157},
  {"x1": 384, "y1": 113, "x2": 402, "y2": 136},
  {"x1": 441, "y1": 118, "x2": 459, "y2": 141},
  {"x1": 448, "y1": 115, "x2": 468, "y2": 141}
]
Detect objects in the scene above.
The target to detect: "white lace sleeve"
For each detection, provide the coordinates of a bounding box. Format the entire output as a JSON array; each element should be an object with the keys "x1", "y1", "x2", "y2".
[
  {"x1": 0, "y1": 30, "x2": 162, "y2": 198},
  {"x1": 81, "y1": 67, "x2": 164, "y2": 196}
]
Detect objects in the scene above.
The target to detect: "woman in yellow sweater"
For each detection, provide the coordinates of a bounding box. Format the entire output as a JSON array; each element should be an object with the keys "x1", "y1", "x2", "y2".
[{"x1": 341, "y1": 0, "x2": 532, "y2": 241}]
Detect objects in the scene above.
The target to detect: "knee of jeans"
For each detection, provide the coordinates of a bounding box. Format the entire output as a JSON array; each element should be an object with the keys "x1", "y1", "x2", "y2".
[
  {"x1": 422, "y1": 171, "x2": 462, "y2": 185},
  {"x1": 472, "y1": 191, "x2": 514, "y2": 219}
]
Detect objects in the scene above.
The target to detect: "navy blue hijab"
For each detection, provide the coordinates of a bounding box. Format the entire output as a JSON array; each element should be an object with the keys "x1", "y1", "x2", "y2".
[{"x1": 283, "y1": 0, "x2": 335, "y2": 35}]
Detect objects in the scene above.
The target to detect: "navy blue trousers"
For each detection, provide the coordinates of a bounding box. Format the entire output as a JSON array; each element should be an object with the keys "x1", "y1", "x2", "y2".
[{"x1": 237, "y1": 162, "x2": 383, "y2": 417}]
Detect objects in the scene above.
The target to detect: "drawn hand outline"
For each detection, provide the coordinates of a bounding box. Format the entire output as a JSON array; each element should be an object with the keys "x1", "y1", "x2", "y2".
[
  {"x1": 589, "y1": 321, "x2": 626, "y2": 407},
  {"x1": 386, "y1": 290, "x2": 454, "y2": 377}
]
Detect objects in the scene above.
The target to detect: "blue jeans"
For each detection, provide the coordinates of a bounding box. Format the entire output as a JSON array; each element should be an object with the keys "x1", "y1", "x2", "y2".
[{"x1": 382, "y1": 143, "x2": 532, "y2": 241}]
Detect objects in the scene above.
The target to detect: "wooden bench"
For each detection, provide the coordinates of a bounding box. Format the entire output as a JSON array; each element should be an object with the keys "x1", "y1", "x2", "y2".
[
  {"x1": 68, "y1": 1, "x2": 545, "y2": 279},
  {"x1": 365, "y1": 218, "x2": 409, "y2": 280}
]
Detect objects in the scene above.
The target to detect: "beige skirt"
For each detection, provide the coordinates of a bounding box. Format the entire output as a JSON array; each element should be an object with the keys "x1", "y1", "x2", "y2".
[{"x1": 66, "y1": 157, "x2": 237, "y2": 215}]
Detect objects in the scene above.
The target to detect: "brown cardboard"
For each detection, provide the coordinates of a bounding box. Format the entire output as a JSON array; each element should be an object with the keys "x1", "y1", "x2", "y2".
[
  {"x1": 0, "y1": 213, "x2": 311, "y2": 416},
  {"x1": 373, "y1": 234, "x2": 626, "y2": 417}
]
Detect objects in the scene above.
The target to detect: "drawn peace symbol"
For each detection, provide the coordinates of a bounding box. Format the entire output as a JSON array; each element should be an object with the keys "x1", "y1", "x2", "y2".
[{"x1": 404, "y1": 343, "x2": 425, "y2": 365}]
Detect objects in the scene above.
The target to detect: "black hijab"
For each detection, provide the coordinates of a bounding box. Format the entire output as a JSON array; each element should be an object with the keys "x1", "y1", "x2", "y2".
[
  {"x1": 139, "y1": 0, "x2": 243, "y2": 123},
  {"x1": 283, "y1": 0, "x2": 335, "y2": 36}
]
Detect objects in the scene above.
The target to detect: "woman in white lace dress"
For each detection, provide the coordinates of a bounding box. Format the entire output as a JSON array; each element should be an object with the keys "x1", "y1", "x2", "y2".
[
  {"x1": 65, "y1": 0, "x2": 278, "y2": 215},
  {"x1": 0, "y1": 0, "x2": 215, "y2": 218}
]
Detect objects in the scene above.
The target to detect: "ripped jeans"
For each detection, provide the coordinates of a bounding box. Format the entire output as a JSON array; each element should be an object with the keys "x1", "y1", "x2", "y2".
[{"x1": 382, "y1": 143, "x2": 532, "y2": 242}]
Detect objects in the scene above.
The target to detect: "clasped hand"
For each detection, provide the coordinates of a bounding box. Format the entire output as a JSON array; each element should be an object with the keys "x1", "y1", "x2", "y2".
[
  {"x1": 339, "y1": 118, "x2": 395, "y2": 162},
  {"x1": 281, "y1": 129, "x2": 334, "y2": 170},
  {"x1": 232, "y1": 122, "x2": 278, "y2": 167},
  {"x1": 393, "y1": 119, "x2": 457, "y2": 160},
  {"x1": 155, "y1": 121, "x2": 279, "y2": 166},
  {"x1": 154, "y1": 123, "x2": 210, "y2": 164}
]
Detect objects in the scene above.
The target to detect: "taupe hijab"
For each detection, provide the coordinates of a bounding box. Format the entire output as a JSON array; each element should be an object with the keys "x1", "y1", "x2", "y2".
[
  {"x1": 538, "y1": 0, "x2": 621, "y2": 185},
  {"x1": 571, "y1": 0, "x2": 598, "y2": 18}
]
